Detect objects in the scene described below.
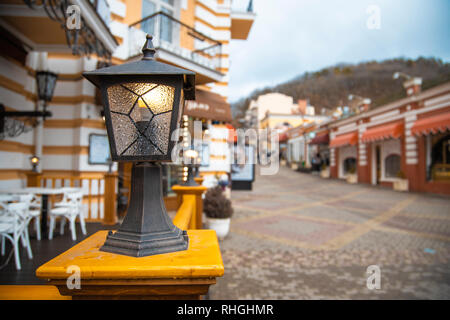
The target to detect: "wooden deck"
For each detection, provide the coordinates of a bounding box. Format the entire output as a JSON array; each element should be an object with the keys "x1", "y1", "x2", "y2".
[{"x1": 0, "y1": 222, "x2": 118, "y2": 285}]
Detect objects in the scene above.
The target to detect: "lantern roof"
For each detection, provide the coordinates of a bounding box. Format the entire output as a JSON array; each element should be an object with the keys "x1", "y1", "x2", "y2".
[{"x1": 83, "y1": 35, "x2": 196, "y2": 100}]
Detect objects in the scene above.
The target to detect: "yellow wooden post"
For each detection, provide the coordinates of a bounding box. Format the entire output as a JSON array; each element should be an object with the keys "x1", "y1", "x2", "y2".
[
  {"x1": 36, "y1": 230, "x2": 224, "y2": 300},
  {"x1": 103, "y1": 173, "x2": 118, "y2": 225},
  {"x1": 172, "y1": 185, "x2": 207, "y2": 230},
  {"x1": 194, "y1": 176, "x2": 204, "y2": 185},
  {"x1": 25, "y1": 172, "x2": 42, "y2": 187}
]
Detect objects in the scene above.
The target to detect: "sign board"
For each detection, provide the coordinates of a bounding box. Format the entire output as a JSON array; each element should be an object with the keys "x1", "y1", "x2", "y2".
[
  {"x1": 88, "y1": 134, "x2": 110, "y2": 165},
  {"x1": 231, "y1": 144, "x2": 255, "y2": 182}
]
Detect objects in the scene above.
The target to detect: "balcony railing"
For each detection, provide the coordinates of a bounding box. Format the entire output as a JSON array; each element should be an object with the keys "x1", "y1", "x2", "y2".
[
  {"x1": 129, "y1": 12, "x2": 222, "y2": 71},
  {"x1": 90, "y1": 0, "x2": 111, "y2": 27}
]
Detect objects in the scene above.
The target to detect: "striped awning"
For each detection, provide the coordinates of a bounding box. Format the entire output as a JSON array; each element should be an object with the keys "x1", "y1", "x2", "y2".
[
  {"x1": 310, "y1": 133, "x2": 329, "y2": 145},
  {"x1": 361, "y1": 121, "x2": 403, "y2": 143},
  {"x1": 226, "y1": 124, "x2": 237, "y2": 143},
  {"x1": 411, "y1": 111, "x2": 450, "y2": 136},
  {"x1": 329, "y1": 132, "x2": 358, "y2": 148},
  {"x1": 279, "y1": 132, "x2": 288, "y2": 143}
]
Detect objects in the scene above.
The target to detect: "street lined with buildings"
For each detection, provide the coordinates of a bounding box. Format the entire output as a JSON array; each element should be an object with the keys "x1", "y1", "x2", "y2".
[{"x1": 210, "y1": 165, "x2": 450, "y2": 299}]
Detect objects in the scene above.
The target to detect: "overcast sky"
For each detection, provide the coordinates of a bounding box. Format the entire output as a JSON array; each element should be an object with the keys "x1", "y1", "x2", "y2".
[{"x1": 228, "y1": 0, "x2": 450, "y2": 103}]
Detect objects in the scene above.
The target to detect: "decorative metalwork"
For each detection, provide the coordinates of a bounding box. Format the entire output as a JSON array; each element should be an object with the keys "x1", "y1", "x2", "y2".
[
  {"x1": 23, "y1": 0, "x2": 112, "y2": 63},
  {"x1": 0, "y1": 67, "x2": 56, "y2": 140},
  {"x1": 247, "y1": 0, "x2": 254, "y2": 13},
  {"x1": 130, "y1": 11, "x2": 223, "y2": 70},
  {"x1": 0, "y1": 104, "x2": 50, "y2": 141},
  {"x1": 0, "y1": 116, "x2": 32, "y2": 140}
]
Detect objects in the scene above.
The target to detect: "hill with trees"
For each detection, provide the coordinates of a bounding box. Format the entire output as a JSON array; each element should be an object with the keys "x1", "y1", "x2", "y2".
[{"x1": 232, "y1": 57, "x2": 450, "y2": 124}]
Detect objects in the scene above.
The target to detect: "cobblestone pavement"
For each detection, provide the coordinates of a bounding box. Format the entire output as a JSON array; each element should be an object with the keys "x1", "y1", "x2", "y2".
[{"x1": 208, "y1": 166, "x2": 450, "y2": 299}]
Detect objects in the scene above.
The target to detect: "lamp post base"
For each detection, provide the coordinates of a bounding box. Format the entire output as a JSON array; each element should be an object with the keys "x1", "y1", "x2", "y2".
[
  {"x1": 100, "y1": 162, "x2": 189, "y2": 257},
  {"x1": 101, "y1": 228, "x2": 189, "y2": 257}
]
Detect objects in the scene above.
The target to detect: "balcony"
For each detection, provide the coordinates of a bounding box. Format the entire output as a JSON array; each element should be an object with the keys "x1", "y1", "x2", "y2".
[
  {"x1": 0, "y1": 0, "x2": 117, "y2": 61},
  {"x1": 231, "y1": 0, "x2": 256, "y2": 40},
  {"x1": 129, "y1": 12, "x2": 224, "y2": 85}
]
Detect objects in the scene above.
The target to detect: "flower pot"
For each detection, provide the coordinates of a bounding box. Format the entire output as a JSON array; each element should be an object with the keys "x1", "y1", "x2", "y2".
[
  {"x1": 206, "y1": 217, "x2": 231, "y2": 240},
  {"x1": 224, "y1": 187, "x2": 231, "y2": 199},
  {"x1": 346, "y1": 174, "x2": 357, "y2": 184},
  {"x1": 320, "y1": 168, "x2": 330, "y2": 178},
  {"x1": 393, "y1": 179, "x2": 409, "y2": 192}
]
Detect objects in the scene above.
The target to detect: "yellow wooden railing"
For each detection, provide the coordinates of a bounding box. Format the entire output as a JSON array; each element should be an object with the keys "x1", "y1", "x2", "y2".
[
  {"x1": 0, "y1": 183, "x2": 208, "y2": 300},
  {"x1": 35, "y1": 174, "x2": 106, "y2": 222},
  {"x1": 26, "y1": 172, "x2": 183, "y2": 225},
  {"x1": 173, "y1": 194, "x2": 197, "y2": 230}
]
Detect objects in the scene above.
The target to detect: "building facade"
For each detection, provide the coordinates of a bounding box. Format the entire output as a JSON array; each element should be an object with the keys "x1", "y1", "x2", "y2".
[
  {"x1": 0, "y1": 0, "x2": 255, "y2": 219},
  {"x1": 327, "y1": 79, "x2": 450, "y2": 196}
]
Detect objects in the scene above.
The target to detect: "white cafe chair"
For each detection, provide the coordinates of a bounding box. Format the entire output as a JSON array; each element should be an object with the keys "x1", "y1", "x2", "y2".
[
  {"x1": 49, "y1": 191, "x2": 86, "y2": 241},
  {"x1": 18, "y1": 194, "x2": 42, "y2": 241},
  {"x1": 0, "y1": 202, "x2": 33, "y2": 270},
  {"x1": 53, "y1": 187, "x2": 81, "y2": 208}
]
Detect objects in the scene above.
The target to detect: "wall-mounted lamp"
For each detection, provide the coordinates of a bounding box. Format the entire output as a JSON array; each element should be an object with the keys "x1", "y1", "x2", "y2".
[{"x1": 30, "y1": 155, "x2": 40, "y2": 173}]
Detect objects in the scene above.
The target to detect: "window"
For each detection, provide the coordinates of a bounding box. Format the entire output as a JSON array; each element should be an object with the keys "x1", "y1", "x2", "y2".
[
  {"x1": 343, "y1": 157, "x2": 356, "y2": 174},
  {"x1": 142, "y1": 0, "x2": 175, "y2": 44},
  {"x1": 384, "y1": 154, "x2": 401, "y2": 178},
  {"x1": 430, "y1": 133, "x2": 450, "y2": 181}
]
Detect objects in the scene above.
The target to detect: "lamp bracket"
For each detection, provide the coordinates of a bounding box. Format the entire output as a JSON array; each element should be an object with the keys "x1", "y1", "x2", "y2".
[{"x1": 0, "y1": 104, "x2": 53, "y2": 140}]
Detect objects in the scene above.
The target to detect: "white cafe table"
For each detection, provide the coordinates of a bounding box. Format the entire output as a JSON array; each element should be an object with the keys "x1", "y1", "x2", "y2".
[{"x1": 0, "y1": 187, "x2": 78, "y2": 239}]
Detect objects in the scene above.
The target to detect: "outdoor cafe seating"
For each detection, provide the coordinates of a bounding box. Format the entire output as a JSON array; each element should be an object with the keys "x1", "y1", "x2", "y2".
[{"x1": 0, "y1": 187, "x2": 83, "y2": 270}]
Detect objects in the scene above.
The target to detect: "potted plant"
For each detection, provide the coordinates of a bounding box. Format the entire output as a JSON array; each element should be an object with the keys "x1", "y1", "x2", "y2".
[
  {"x1": 204, "y1": 186, "x2": 233, "y2": 240},
  {"x1": 320, "y1": 163, "x2": 330, "y2": 178},
  {"x1": 393, "y1": 171, "x2": 409, "y2": 191},
  {"x1": 346, "y1": 167, "x2": 358, "y2": 184}
]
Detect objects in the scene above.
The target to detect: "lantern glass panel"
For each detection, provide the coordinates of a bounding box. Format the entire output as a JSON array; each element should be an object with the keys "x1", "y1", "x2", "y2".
[
  {"x1": 107, "y1": 82, "x2": 175, "y2": 157},
  {"x1": 36, "y1": 71, "x2": 58, "y2": 102}
]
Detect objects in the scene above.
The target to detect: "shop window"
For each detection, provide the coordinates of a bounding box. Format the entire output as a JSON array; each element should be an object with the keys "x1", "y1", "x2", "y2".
[
  {"x1": 343, "y1": 157, "x2": 356, "y2": 174},
  {"x1": 430, "y1": 133, "x2": 450, "y2": 181},
  {"x1": 384, "y1": 154, "x2": 401, "y2": 178}
]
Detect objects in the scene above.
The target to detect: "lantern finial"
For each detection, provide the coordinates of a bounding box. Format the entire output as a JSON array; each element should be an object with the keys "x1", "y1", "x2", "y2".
[{"x1": 142, "y1": 34, "x2": 156, "y2": 60}]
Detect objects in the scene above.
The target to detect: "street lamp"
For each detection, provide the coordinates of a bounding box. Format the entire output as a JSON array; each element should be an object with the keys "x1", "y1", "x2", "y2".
[
  {"x1": 83, "y1": 34, "x2": 195, "y2": 257},
  {"x1": 0, "y1": 70, "x2": 56, "y2": 140},
  {"x1": 182, "y1": 148, "x2": 199, "y2": 187},
  {"x1": 348, "y1": 94, "x2": 371, "y2": 114},
  {"x1": 36, "y1": 71, "x2": 58, "y2": 103},
  {"x1": 30, "y1": 155, "x2": 40, "y2": 172},
  {"x1": 36, "y1": 70, "x2": 58, "y2": 122},
  {"x1": 392, "y1": 72, "x2": 411, "y2": 80},
  {"x1": 194, "y1": 153, "x2": 202, "y2": 178}
]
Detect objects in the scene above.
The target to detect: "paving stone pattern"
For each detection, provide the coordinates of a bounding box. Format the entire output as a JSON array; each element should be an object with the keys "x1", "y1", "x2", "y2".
[{"x1": 209, "y1": 166, "x2": 450, "y2": 299}]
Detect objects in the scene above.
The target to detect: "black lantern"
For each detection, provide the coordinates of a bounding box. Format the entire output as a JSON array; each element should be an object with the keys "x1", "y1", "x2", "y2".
[
  {"x1": 84, "y1": 35, "x2": 194, "y2": 162},
  {"x1": 30, "y1": 155, "x2": 40, "y2": 172},
  {"x1": 83, "y1": 35, "x2": 195, "y2": 257},
  {"x1": 36, "y1": 71, "x2": 58, "y2": 103}
]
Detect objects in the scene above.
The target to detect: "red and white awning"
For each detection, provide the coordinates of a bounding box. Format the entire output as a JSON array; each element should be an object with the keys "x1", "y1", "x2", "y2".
[
  {"x1": 329, "y1": 132, "x2": 358, "y2": 148},
  {"x1": 361, "y1": 121, "x2": 403, "y2": 143},
  {"x1": 310, "y1": 133, "x2": 330, "y2": 145},
  {"x1": 411, "y1": 111, "x2": 450, "y2": 136}
]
